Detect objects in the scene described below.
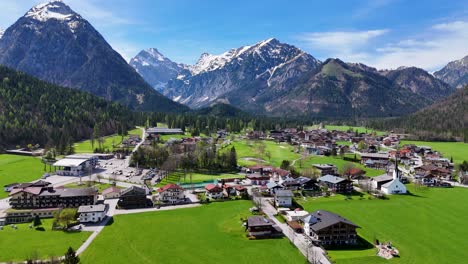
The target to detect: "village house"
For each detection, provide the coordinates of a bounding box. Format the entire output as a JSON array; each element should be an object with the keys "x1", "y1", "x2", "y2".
[
  {"x1": 117, "y1": 186, "x2": 152, "y2": 209},
  {"x1": 102, "y1": 186, "x2": 121, "y2": 199},
  {"x1": 78, "y1": 204, "x2": 108, "y2": 223},
  {"x1": 414, "y1": 172, "x2": 438, "y2": 186},
  {"x1": 318, "y1": 175, "x2": 353, "y2": 194},
  {"x1": 266, "y1": 182, "x2": 283, "y2": 195},
  {"x1": 205, "y1": 184, "x2": 224, "y2": 199},
  {"x1": 2, "y1": 208, "x2": 59, "y2": 225},
  {"x1": 274, "y1": 190, "x2": 293, "y2": 207},
  {"x1": 295, "y1": 177, "x2": 320, "y2": 191},
  {"x1": 234, "y1": 185, "x2": 248, "y2": 196},
  {"x1": 246, "y1": 216, "x2": 282, "y2": 238},
  {"x1": 245, "y1": 174, "x2": 270, "y2": 186},
  {"x1": 157, "y1": 184, "x2": 185, "y2": 204},
  {"x1": 53, "y1": 154, "x2": 99, "y2": 176},
  {"x1": 371, "y1": 174, "x2": 394, "y2": 190},
  {"x1": 361, "y1": 153, "x2": 390, "y2": 169},
  {"x1": 303, "y1": 210, "x2": 359, "y2": 246},
  {"x1": 312, "y1": 164, "x2": 338, "y2": 176},
  {"x1": 284, "y1": 210, "x2": 309, "y2": 222}
]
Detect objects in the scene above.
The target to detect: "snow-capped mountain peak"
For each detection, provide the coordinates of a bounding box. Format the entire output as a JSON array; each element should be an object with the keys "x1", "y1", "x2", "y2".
[
  {"x1": 0, "y1": 28, "x2": 4, "y2": 39},
  {"x1": 25, "y1": 0, "x2": 79, "y2": 22},
  {"x1": 145, "y1": 48, "x2": 167, "y2": 62}
]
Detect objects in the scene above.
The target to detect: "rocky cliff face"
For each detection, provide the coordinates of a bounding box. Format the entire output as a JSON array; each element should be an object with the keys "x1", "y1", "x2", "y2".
[
  {"x1": 380, "y1": 66, "x2": 455, "y2": 101},
  {"x1": 434, "y1": 55, "x2": 468, "y2": 89},
  {"x1": 0, "y1": 0, "x2": 186, "y2": 112},
  {"x1": 129, "y1": 48, "x2": 190, "y2": 92}
]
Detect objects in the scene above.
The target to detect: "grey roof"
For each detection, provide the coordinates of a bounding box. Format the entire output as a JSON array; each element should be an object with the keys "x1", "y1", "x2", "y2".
[
  {"x1": 247, "y1": 216, "x2": 274, "y2": 227},
  {"x1": 361, "y1": 153, "x2": 389, "y2": 159},
  {"x1": 275, "y1": 189, "x2": 293, "y2": 197},
  {"x1": 303, "y1": 214, "x2": 319, "y2": 224},
  {"x1": 306, "y1": 210, "x2": 359, "y2": 231},
  {"x1": 318, "y1": 175, "x2": 347, "y2": 184},
  {"x1": 312, "y1": 164, "x2": 336, "y2": 169},
  {"x1": 60, "y1": 187, "x2": 97, "y2": 197},
  {"x1": 266, "y1": 182, "x2": 282, "y2": 189},
  {"x1": 295, "y1": 176, "x2": 312, "y2": 185},
  {"x1": 372, "y1": 174, "x2": 393, "y2": 183},
  {"x1": 78, "y1": 204, "x2": 107, "y2": 213},
  {"x1": 120, "y1": 186, "x2": 146, "y2": 196},
  {"x1": 146, "y1": 128, "x2": 183, "y2": 134}
]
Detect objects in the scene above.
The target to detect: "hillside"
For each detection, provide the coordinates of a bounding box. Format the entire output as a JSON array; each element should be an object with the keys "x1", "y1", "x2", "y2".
[
  {"x1": 368, "y1": 86, "x2": 467, "y2": 141},
  {"x1": 434, "y1": 55, "x2": 468, "y2": 89},
  {"x1": 0, "y1": 66, "x2": 139, "y2": 150}
]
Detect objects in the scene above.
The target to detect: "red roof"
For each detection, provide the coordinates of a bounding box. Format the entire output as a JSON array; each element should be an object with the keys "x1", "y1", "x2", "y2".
[
  {"x1": 158, "y1": 183, "x2": 184, "y2": 193},
  {"x1": 345, "y1": 167, "x2": 366, "y2": 176},
  {"x1": 273, "y1": 168, "x2": 290, "y2": 177},
  {"x1": 234, "y1": 185, "x2": 246, "y2": 191},
  {"x1": 9, "y1": 187, "x2": 42, "y2": 196},
  {"x1": 205, "y1": 184, "x2": 223, "y2": 192},
  {"x1": 102, "y1": 186, "x2": 121, "y2": 195}
]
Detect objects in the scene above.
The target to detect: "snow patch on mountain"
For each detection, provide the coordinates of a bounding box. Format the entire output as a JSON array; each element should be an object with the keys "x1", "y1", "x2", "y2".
[{"x1": 0, "y1": 28, "x2": 4, "y2": 39}]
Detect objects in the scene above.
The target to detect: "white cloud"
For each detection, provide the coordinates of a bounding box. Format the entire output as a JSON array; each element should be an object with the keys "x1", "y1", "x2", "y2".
[{"x1": 370, "y1": 20, "x2": 468, "y2": 70}]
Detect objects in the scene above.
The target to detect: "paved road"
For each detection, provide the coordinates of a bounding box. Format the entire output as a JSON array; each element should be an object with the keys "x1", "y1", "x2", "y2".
[{"x1": 260, "y1": 198, "x2": 331, "y2": 264}]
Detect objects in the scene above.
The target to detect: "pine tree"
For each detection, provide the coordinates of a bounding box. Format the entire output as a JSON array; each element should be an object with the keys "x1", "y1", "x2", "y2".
[
  {"x1": 33, "y1": 215, "x2": 42, "y2": 227},
  {"x1": 230, "y1": 146, "x2": 237, "y2": 168},
  {"x1": 63, "y1": 247, "x2": 79, "y2": 264}
]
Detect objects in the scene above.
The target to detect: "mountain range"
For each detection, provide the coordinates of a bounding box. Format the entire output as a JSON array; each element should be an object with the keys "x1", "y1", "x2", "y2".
[
  {"x1": 0, "y1": 0, "x2": 187, "y2": 113},
  {"x1": 131, "y1": 40, "x2": 459, "y2": 118},
  {"x1": 434, "y1": 55, "x2": 468, "y2": 89}
]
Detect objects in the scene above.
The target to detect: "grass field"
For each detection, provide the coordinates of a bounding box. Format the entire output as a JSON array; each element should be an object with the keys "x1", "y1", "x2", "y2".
[
  {"x1": 0, "y1": 219, "x2": 90, "y2": 262},
  {"x1": 401, "y1": 140, "x2": 468, "y2": 165},
  {"x1": 298, "y1": 185, "x2": 468, "y2": 264},
  {"x1": 74, "y1": 128, "x2": 142, "y2": 153},
  {"x1": 325, "y1": 125, "x2": 387, "y2": 136},
  {"x1": 298, "y1": 155, "x2": 384, "y2": 177},
  {"x1": 230, "y1": 140, "x2": 301, "y2": 167},
  {"x1": 63, "y1": 181, "x2": 122, "y2": 193},
  {"x1": 156, "y1": 172, "x2": 243, "y2": 187},
  {"x1": 80, "y1": 201, "x2": 305, "y2": 264},
  {"x1": 0, "y1": 154, "x2": 44, "y2": 199}
]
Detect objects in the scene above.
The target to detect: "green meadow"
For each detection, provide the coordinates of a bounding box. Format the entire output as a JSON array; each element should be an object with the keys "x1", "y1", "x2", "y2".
[
  {"x1": 74, "y1": 128, "x2": 142, "y2": 153},
  {"x1": 0, "y1": 154, "x2": 44, "y2": 199},
  {"x1": 298, "y1": 185, "x2": 468, "y2": 264},
  {"x1": 0, "y1": 219, "x2": 90, "y2": 262},
  {"x1": 230, "y1": 139, "x2": 301, "y2": 167},
  {"x1": 298, "y1": 155, "x2": 384, "y2": 177},
  {"x1": 80, "y1": 201, "x2": 305, "y2": 264}
]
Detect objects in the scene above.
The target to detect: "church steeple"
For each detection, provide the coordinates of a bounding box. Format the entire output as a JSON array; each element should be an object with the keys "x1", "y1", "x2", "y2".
[{"x1": 393, "y1": 152, "x2": 399, "y2": 180}]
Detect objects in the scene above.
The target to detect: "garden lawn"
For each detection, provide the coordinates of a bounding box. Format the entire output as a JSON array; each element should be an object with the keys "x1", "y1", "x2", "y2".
[
  {"x1": 401, "y1": 140, "x2": 468, "y2": 165},
  {"x1": 298, "y1": 185, "x2": 468, "y2": 264},
  {"x1": 157, "y1": 172, "x2": 244, "y2": 187},
  {"x1": 325, "y1": 125, "x2": 387, "y2": 136},
  {"x1": 299, "y1": 155, "x2": 384, "y2": 177},
  {"x1": 80, "y1": 201, "x2": 305, "y2": 264},
  {"x1": 0, "y1": 219, "x2": 90, "y2": 262},
  {"x1": 0, "y1": 154, "x2": 44, "y2": 199},
  {"x1": 74, "y1": 128, "x2": 142, "y2": 153},
  {"x1": 230, "y1": 140, "x2": 300, "y2": 167}
]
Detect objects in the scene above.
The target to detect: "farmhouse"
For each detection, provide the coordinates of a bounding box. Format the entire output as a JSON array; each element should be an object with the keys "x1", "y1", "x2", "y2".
[
  {"x1": 303, "y1": 210, "x2": 359, "y2": 246},
  {"x1": 246, "y1": 216, "x2": 282, "y2": 238},
  {"x1": 361, "y1": 153, "x2": 390, "y2": 169},
  {"x1": 371, "y1": 174, "x2": 394, "y2": 190},
  {"x1": 205, "y1": 184, "x2": 224, "y2": 199},
  {"x1": 274, "y1": 190, "x2": 293, "y2": 207},
  {"x1": 157, "y1": 184, "x2": 186, "y2": 204},
  {"x1": 118, "y1": 186, "x2": 152, "y2": 209},
  {"x1": 266, "y1": 182, "x2": 283, "y2": 195},
  {"x1": 318, "y1": 175, "x2": 353, "y2": 194},
  {"x1": 78, "y1": 204, "x2": 108, "y2": 223},
  {"x1": 284, "y1": 210, "x2": 309, "y2": 221}
]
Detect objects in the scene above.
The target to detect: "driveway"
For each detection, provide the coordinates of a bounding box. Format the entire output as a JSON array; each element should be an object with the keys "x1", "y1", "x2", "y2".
[{"x1": 260, "y1": 199, "x2": 331, "y2": 264}]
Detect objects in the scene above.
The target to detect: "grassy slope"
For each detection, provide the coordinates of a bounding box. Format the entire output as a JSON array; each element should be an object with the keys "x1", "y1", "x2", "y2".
[
  {"x1": 74, "y1": 128, "x2": 142, "y2": 153},
  {"x1": 299, "y1": 185, "x2": 468, "y2": 264},
  {"x1": 231, "y1": 140, "x2": 300, "y2": 167},
  {"x1": 0, "y1": 219, "x2": 90, "y2": 262},
  {"x1": 0, "y1": 154, "x2": 44, "y2": 199},
  {"x1": 401, "y1": 140, "x2": 468, "y2": 165},
  {"x1": 63, "y1": 182, "x2": 123, "y2": 193},
  {"x1": 157, "y1": 172, "x2": 243, "y2": 187},
  {"x1": 299, "y1": 156, "x2": 384, "y2": 177},
  {"x1": 80, "y1": 201, "x2": 305, "y2": 264}
]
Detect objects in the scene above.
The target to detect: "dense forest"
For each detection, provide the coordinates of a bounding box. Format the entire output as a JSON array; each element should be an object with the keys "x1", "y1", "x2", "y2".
[
  {"x1": 367, "y1": 86, "x2": 467, "y2": 142},
  {"x1": 0, "y1": 66, "x2": 139, "y2": 151}
]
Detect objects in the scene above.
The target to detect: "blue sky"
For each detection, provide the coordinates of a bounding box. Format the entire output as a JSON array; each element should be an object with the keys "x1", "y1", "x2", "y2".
[{"x1": 0, "y1": 0, "x2": 467, "y2": 71}]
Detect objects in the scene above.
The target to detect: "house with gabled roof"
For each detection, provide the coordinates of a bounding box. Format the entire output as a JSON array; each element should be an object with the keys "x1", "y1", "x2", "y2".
[
  {"x1": 318, "y1": 175, "x2": 353, "y2": 194},
  {"x1": 303, "y1": 210, "x2": 359, "y2": 246},
  {"x1": 157, "y1": 184, "x2": 185, "y2": 204}
]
